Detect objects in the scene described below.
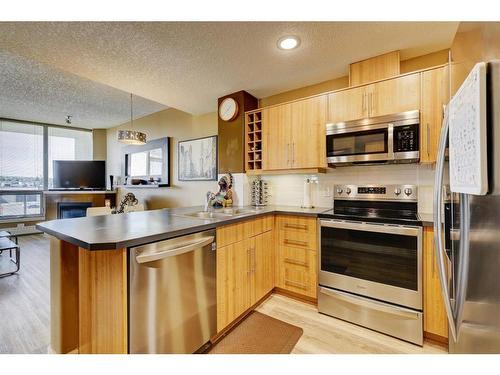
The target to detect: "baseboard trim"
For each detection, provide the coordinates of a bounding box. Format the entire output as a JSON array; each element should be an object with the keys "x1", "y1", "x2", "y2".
[
  {"x1": 424, "y1": 331, "x2": 449, "y2": 346},
  {"x1": 273, "y1": 287, "x2": 317, "y2": 305}
]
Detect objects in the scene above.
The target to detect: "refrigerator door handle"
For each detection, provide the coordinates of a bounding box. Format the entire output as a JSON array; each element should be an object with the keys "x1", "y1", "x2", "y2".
[
  {"x1": 433, "y1": 108, "x2": 458, "y2": 341},
  {"x1": 455, "y1": 193, "x2": 471, "y2": 337}
]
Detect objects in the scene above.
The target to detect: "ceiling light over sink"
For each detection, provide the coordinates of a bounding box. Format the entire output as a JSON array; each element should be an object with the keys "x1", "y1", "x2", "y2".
[{"x1": 277, "y1": 35, "x2": 300, "y2": 50}]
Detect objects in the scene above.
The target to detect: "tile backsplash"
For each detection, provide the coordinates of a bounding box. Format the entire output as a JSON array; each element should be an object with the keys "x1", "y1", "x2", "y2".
[{"x1": 244, "y1": 163, "x2": 439, "y2": 214}]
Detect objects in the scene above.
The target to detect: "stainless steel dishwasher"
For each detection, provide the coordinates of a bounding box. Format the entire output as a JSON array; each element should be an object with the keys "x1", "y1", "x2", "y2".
[{"x1": 128, "y1": 230, "x2": 217, "y2": 353}]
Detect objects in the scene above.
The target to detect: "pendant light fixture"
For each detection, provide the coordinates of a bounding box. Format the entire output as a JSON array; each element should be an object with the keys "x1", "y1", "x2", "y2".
[{"x1": 118, "y1": 93, "x2": 147, "y2": 145}]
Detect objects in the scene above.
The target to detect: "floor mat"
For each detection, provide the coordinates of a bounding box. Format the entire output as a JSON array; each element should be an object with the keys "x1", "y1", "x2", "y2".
[{"x1": 208, "y1": 311, "x2": 303, "y2": 354}]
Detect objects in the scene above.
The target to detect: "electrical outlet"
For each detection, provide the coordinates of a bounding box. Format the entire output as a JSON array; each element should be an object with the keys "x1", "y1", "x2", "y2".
[{"x1": 320, "y1": 185, "x2": 332, "y2": 197}]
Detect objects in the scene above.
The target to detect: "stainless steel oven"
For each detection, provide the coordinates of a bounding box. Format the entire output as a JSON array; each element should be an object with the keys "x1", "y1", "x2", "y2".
[
  {"x1": 317, "y1": 184, "x2": 423, "y2": 345},
  {"x1": 326, "y1": 110, "x2": 420, "y2": 166},
  {"x1": 319, "y1": 219, "x2": 422, "y2": 310}
]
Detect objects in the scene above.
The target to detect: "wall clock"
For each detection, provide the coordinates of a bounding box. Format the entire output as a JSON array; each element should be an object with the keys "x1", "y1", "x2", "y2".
[{"x1": 219, "y1": 97, "x2": 239, "y2": 122}]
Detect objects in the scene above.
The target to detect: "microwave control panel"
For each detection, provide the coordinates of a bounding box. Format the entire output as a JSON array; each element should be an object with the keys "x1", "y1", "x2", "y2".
[{"x1": 393, "y1": 124, "x2": 419, "y2": 152}]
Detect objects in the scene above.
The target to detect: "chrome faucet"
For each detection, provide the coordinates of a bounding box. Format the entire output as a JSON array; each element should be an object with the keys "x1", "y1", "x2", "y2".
[{"x1": 204, "y1": 191, "x2": 216, "y2": 211}]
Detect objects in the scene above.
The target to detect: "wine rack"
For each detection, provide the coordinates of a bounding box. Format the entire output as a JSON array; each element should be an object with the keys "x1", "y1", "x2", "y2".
[{"x1": 245, "y1": 110, "x2": 263, "y2": 172}]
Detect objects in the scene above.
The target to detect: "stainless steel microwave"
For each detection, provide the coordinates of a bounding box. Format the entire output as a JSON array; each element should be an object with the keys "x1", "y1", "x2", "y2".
[{"x1": 326, "y1": 110, "x2": 420, "y2": 166}]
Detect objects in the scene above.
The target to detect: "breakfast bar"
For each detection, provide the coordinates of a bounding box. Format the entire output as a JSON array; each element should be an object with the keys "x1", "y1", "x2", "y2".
[{"x1": 37, "y1": 206, "x2": 328, "y2": 354}]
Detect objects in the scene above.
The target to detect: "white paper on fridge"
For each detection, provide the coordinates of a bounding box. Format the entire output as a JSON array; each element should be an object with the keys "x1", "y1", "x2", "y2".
[{"x1": 448, "y1": 62, "x2": 488, "y2": 195}]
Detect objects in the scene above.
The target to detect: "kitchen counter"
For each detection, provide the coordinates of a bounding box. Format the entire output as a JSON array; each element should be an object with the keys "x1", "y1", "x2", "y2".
[
  {"x1": 418, "y1": 212, "x2": 434, "y2": 227},
  {"x1": 40, "y1": 204, "x2": 329, "y2": 354},
  {"x1": 36, "y1": 205, "x2": 330, "y2": 250}
]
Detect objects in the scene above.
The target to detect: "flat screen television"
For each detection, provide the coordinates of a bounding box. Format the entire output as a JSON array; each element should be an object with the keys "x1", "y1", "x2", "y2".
[{"x1": 52, "y1": 160, "x2": 106, "y2": 190}]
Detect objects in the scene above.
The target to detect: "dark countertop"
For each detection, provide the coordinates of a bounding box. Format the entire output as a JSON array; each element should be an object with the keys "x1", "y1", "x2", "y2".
[{"x1": 36, "y1": 205, "x2": 330, "y2": 250}]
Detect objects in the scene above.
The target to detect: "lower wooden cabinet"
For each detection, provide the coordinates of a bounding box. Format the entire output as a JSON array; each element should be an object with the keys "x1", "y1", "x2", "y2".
[
  {"x1": 275, "y1": 215, "x2": 318, "y2": 299},
  {"x1": 216, "y1": 217, "x2": 274, "y2": 332},
  {"x1": 252, "y1": 231, "x2": 275, "y2": 304},
  {"x1": 216, "y1": 214, "x2": 319, "y2": 331},
  {"x1": 275, "y1": 246, "x2": 317, "y2": 298},
  {"x1": 423, "y1": 227, "x2": 449, "y2": 341}
]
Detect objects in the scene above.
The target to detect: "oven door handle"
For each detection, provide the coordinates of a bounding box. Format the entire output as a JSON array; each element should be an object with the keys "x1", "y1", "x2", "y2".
[
  {"x1": 320, "y1": 219, "x2": 420, "y2": 237},
  {"x1": 318, "y1": 287, "x2": 420, "y2": 320}
]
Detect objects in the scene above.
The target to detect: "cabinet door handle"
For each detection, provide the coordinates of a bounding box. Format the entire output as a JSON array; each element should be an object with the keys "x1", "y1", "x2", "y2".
[
  {"x1": 286, "y1": 143, "x2": 290, "y2": 167},
  {"x1": 432, "y1": 248, "x2": 436, "y2": 276},
  {"x1": 252, "y1": 246, "x2": 256, "y2": 273},
  {"x1": 370, "y1": 92, "x2": 374, "y2": 116},
  {"x1": 283, "y1": 223, "x2": 308, "y2": 230},
  {"x1": 427, "y1": 124, "x2": 431, "y2": 157},
  {"x1": 285, "y1": 279, "x2": 308, "y2": 290},
  {"x1": 247, "y1": 247, "x2": 252, "y2": 274},
  {"x1": 284, "y1": 258, "x2": 309, "y2": 268},
  {"x1": 292, "y1": 143, "x2": 295, "y2": 166},
  {"x1": 283, "y1": 239, "x2": 309, "y2": 248}
]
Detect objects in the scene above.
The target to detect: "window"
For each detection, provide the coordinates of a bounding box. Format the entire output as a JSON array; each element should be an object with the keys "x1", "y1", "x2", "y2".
[
  {"x1": 0, "y1": 118, "x2": 93, "y2": 220},
  {"x1": 48, "y1": 127, "x2": 93, "y2": 188},
  {"x1": 0, "y1": 120, "x2": 44, "y2": 190},
  {"x1": 124, "y1": 137, "x2": 170, "y2": 186},
  {"x1": 129, "y1": 148, "x2": 163, "y2": 177}
]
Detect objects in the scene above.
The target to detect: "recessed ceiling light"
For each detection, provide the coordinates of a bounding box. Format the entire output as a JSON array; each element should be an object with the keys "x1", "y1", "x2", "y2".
[{"x1": 277, "y1": 36, "x2": 300, "y2": 50}]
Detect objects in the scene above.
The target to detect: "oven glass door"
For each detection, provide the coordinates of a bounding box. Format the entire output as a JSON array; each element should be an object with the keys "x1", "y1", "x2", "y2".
[
  {"x1": 326, "y1": 128, "x2": 388, "y2": 158},
  {"x1": 320, "y1": 222, "x2": 418, "y2": 291}
]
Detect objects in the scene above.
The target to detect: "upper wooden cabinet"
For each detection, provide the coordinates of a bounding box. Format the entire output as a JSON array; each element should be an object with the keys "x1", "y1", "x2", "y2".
[
  {"x1": 291, "y1": 96, "x2": 327, "y2": 169},
  {"x1": 327, "y1": 85, "x2": 368, "y2": 124},
  {"x1": 349, "y1": 51, "x2": 400, "y2": 86},
  {"x1": 327, "y1": 72, "x2": 421, "y2": 123},
  {"x1": 262, "y1": 103, "x2": 292, "y2": 171},
  {"x1": 420, "y1": 66, "x2": 449, "y2": 163},
  {"x1": 369, "y1": 73, "x2": 421, "y2": 117},
  {"x1": 262, "y1": 95, "x2": 326, "y2": 171}
]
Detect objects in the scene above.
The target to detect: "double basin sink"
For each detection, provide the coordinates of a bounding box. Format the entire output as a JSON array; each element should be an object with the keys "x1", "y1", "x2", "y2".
[{"x1": 174, "y1": 207, "x2": 261, "y2": 220}]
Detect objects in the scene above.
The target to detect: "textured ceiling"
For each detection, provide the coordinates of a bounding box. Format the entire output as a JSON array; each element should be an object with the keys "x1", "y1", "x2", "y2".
[
  {"x1": 0, "y1": 22, "x2": 459, "y2": 115},
  {"x1": 0, "y1": 50, "x2": 167, "y2": 129}
]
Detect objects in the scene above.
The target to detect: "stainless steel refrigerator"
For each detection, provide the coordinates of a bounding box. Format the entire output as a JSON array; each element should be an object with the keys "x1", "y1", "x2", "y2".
[{"x1": 434, "y1": 61, "x2": 500, "y2": 353}]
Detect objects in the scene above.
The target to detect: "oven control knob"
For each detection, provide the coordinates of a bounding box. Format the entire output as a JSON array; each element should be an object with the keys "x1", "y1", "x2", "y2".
[
  {"x1": 394, "y1": 188, "x2": 401, "y2": 196},
  {"x1": 346, "y1": 188, "x2": 351, "y2": 195},
  {"x1": 336, "y1": 188, "x2": 343, "y2": 195},
  {"x1": 404, "y1": 188, "x2": 413, "y2": 196}
]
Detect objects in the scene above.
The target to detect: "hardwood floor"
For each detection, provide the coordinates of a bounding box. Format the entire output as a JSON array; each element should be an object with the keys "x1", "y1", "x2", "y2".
[
  {"x1": 256, "y1": 294, "x2": 447, "y2": 354},
  {"x1": 0, "y1": 234, "x2": 50, "y2": 354},
  {"x1": 0, "y1": 234, "x2": 447, "y2": 354}
]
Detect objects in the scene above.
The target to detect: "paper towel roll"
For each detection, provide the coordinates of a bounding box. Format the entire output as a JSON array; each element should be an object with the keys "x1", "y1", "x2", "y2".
[{"x1": 302, "y1": 178, "x2": 312, "y2": 208}]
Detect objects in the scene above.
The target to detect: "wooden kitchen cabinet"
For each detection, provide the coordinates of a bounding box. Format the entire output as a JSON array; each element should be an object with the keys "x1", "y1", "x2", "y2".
[
  {"x1": 420, "y1": 66, "x2": 449, "y2": 163},
  {"x1": 261, "y1": 95, "x2": 326, "y2": 172},
  {"x1": 216, "y1": 239, "x2": 252, "y2": 331},
  {"x1": 423, "y1": 227, "x2": 449, "y2": 342},
  {"x1": 252, "y1": 230, "x2": 275, "y2": 305},
  {"x1": 275, "y1": 215, "x2": 318, "y2": 299},
  {"x1": 327, "y1": 85, "x2": 368, "y2": 123},
  {"x1": 262, "y1": 104, "x2": 292, "y2": 170},
  {"x1": 291, "y1": 95, "x2": 327, "y2": 169},
  {"x1": 369, "y1": 73, "x2": 421, "y2": 117},
  {"x1": 327, "y1": 72, "x2": 421, "y2": 124},
  {"x1": 216, "y1": 216, "x2": 274, "y2": 332}
]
